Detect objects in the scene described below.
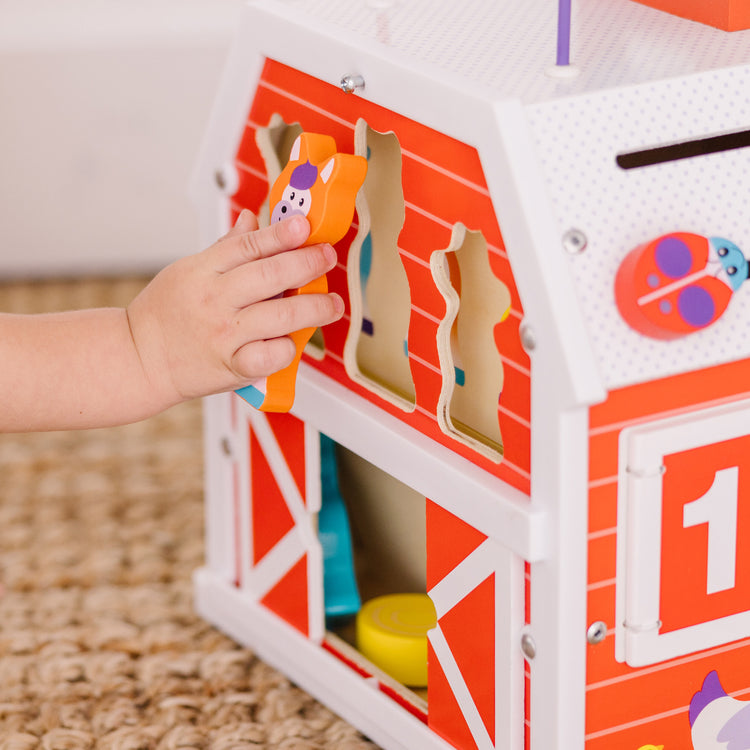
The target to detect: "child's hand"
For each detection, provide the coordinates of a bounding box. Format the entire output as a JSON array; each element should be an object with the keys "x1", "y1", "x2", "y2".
[{"x1": 126, "y1": 210, "x2": 344, "y2": 405}]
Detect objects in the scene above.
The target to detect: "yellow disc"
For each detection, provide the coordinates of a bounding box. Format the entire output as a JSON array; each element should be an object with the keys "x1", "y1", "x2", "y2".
[{"x1": 356, "y1": 593, "x2": 437, "y2": 687}]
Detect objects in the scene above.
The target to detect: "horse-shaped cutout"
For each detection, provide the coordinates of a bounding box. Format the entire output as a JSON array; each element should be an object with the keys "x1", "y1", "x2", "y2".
[{"x1": 236, "y1": 132, "x2": 367, "y2": 412}]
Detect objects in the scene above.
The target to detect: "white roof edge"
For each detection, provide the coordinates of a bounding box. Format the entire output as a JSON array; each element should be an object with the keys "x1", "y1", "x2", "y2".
[
  {"x1": 237, "y1": 0, "x2": 523, "y2": 145},
  {"x1": 189, "y1": 3, "x2": 268, "y2": 245},
  {"x1": 487, "y1": 99, "x2": 607, "y2": 409}
]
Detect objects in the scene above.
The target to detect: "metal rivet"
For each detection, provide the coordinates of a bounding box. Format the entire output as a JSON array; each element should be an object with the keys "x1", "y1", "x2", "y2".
[
  {"x1": 214, "y1": 165, "x2": 238, "y2": 195},
  {"x1": 520, "y1": 323, "x2": 536, "y2": 352},
  {"x1": 220, "y1": 437, "x2": 232, "y2": 457},
  {"x1": 520, "y1": 632, "x2": 537, "y2": 660},
  {"x1": 340, "y1": 74, "x2": 365, "y2": 94},
  {"x1": 563, "y1": 228, "x2": 588, "y2": 254},
  {"x1": 587, "y1": 621, "x2": 608, "y2": 645}
]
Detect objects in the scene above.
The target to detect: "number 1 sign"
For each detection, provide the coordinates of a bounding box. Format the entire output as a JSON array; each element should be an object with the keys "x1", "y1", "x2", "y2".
[{"x1": 616, "y1": 402, "x2": 750, "y2": 667}]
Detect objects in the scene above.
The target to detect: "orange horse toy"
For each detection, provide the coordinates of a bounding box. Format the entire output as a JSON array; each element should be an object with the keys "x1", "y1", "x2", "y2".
[{"x1": 236, "y1": 132, "x2": 367, "y2": 412}]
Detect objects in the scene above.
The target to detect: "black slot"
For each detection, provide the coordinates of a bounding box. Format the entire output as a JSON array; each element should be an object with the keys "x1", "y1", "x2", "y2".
[{"x1": 616, "y1": 128, "x2": 750, "y2": 169}]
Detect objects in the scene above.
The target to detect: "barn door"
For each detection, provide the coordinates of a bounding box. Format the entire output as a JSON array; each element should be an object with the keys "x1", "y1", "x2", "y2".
[
  {"x1": 426, "y1": 501, "x2": 524, "y2": 750},
  {"x1": 237, "y1": 407, "x2": 324, "y2": 642},
  {"x1": 617, "y1": 400, "x2": 750, "y2": 667}
]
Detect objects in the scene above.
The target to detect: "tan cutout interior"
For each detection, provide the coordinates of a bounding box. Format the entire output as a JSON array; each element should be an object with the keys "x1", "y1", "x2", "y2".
[
  {"x1": 431, "y1": 224, "x2": 511, "y2": 462},
  {"x1": 255, "y1": 115, "x2": 303, "y2": 225},
  {"x1": 256, "y1": 117, "x2": 326, "y2": 356},
  {"x1": 344, "y1": 120, "x2": 416, "y2": 411},
  {"x1": 335, "y1": 443, "x2": 426, "y2": 600},
  {"x1": 329, "y1": 442, "x2": 427, "y2": 704}
]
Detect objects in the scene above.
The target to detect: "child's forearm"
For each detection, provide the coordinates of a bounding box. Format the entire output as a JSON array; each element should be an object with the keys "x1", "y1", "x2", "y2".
[
  {"x1": 0, "y1": 213, "x2": 344, "y2": 433},
  {"x1": 0, "y1": 307, "x2": 171, "y2": 432}
]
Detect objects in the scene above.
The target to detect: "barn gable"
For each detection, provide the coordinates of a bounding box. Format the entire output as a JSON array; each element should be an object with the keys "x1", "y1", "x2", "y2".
[
  {"x1": 230, "y1": 57, "x2": 533, "y2": 490},
  {"x1": 191, "y1": 8, "x2": 608, "y2": 492}
]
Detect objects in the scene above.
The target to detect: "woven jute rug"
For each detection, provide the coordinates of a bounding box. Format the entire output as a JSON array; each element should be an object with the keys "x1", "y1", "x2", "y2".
[{"x1": 0, "y1": 278, "x2": 379, "y2": 750}]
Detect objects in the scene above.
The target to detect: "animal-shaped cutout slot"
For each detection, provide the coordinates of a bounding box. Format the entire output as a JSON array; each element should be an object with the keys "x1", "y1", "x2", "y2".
[
  {"x1": 344, "y1": 121, "x2": 416, "y2": 410},
  {"x1": 615, "y1": 231, "x2": 750, "y2": 340},
  {"x1": 235, "y1": 132, "x2": 367, "y2": 412},
  {"x1": 254, "y1": 115, "x2": 303, "y2": 227},
  {"x1": 431, "y1": 224, "x2": 511, "y2": 462}
]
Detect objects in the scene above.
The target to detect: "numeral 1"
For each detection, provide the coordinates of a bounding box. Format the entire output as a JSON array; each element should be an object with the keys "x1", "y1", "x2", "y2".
[{"x1": 683, "y1": 466, "x2": 739, "y2": 595}]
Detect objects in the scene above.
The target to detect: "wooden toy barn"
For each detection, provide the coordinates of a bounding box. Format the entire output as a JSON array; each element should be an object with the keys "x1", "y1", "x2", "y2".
[{"x1": 190, "y1": 1, "x2": 750, "y2": 748}]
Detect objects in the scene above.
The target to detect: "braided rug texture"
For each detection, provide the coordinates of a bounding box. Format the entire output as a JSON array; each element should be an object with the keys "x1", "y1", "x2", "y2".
[{"x1": 0, "y1": 278, "x2": 379, "y2": 750}]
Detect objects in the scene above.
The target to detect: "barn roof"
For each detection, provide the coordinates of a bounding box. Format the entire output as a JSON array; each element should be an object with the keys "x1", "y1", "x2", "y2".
[
  {"x1": 266, "y1": 0, "x2": 750, "y2": 105},
  {"x1": 193, "y1": 0, "x2": 750, "y2": 404}
]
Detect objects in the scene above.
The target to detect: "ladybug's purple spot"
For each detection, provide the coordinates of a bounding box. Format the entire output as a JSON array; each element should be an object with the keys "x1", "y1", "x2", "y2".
[
  {"x1": 289, "y1": 161, "x2": 318, "y2": 190},
  {"x1": 659, "y1": 299, "x2": 672, "y2": 314},
  {"x1": 678, "y1": 286, "x2": 715, "y2": 328},
  {"x1": 655, "y1": 237, "x2": 693, "y2": 279},
  {"x1": 647, "y1": 273, "x2": 660, "y2": 288}
]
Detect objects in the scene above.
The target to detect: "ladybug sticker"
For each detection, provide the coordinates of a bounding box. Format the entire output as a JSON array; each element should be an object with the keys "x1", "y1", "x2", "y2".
[{"x1": 614, "y1": 232, "x2": 750, "y2": 340}]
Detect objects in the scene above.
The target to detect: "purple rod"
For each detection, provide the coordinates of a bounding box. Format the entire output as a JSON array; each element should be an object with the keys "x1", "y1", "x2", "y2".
[{"x1": 557, "y1": 0, "x2": 572, "y2": 66}]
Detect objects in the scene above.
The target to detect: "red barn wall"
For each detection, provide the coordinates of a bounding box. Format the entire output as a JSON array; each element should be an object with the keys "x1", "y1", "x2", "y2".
[
  {"x1": 231, "y1": 58, "x2": 531, "y2": 494},
  {"x1": 585, "y1": 356, "x2": 750, "y2": 748}
]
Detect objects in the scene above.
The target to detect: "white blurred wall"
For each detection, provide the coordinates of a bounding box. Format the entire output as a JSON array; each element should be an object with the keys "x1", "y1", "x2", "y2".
[{"x1": 0, "y1": 0, "x2": 243, "y2": 278}]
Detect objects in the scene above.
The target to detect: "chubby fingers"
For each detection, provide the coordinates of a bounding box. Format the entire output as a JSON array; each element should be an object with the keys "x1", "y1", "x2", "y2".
[
  {"x1": 240, "y1": 290, "x2": 345, "y2": 340},
  {"x1": 219, "y1": 209, "x2": 259, "y2": 241},
  {"x1": 211, "y1": 214, "x2": 311, "y2": 273},
  {"x1": 222, "y1": 241, "x2": 338, "y2": 309},
  {"x1": 230, "y1": 292, "x2": 344, "y2": 380},
  {"x1": 231, "y1": 337, "x2": 298, "y2": 383}
]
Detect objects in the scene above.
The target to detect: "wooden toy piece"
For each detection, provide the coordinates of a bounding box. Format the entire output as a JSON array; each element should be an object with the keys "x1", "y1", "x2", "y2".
[
  {"x1": 356, "y1": 593, "x2": 436, "y2": 687},
  {"x1": 614, "y1": 231, "x2": 749, "y2": 340},
  {"x1": 236, "y1": 133, "x2": 367, "y2": 412},
  {"x1": 254, "y1": 115, "x2": 304, "y2": 225},
  {"x1": 629, "y1": 0, "x2": 750, "y2": 31},
  {"x1": 318, "y1": 434, "x2": 361, "y2": 621}
]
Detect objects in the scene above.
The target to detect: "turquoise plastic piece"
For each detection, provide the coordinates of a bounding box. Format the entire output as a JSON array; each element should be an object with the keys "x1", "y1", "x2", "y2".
[{"x1": 318, "y1": 434, "x2": 361, "y2": 621}]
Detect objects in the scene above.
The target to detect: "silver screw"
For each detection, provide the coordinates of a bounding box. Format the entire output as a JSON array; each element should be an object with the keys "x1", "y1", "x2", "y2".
[
  {"x1": 587, "y1": 621, "x2": 607, "y2": 645},
  {"x1": 563, "y1": 228, "x2": 588, "y2": 254},
  {"x1": 520, "y1": 323, "x2": 536, "y2": 352},
  {"x1": 220, "y1": 437, "x2": 232, "y2": 457},
  {"x1": 520, "y1": 632, "x2": 537, "y2": 660},
  {"x1": 214, "y1": 164, "x2": 239, "y2": 195},
  {"x1": 340, "y1": 74, "x2": 365, "y2": 94},
  {"x1": 214, "y1": 165, "x2": 238, "y2": 195}
]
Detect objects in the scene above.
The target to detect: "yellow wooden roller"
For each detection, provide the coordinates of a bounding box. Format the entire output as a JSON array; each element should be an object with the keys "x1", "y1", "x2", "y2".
[{"x1": 356, "y1": 593, "x2": 437, "y2": 687}]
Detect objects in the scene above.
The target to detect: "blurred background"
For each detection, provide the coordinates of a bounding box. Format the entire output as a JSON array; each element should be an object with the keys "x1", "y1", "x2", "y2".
[{"x1": 0, "y1": 0, "x2": 242, "y2": 278}]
